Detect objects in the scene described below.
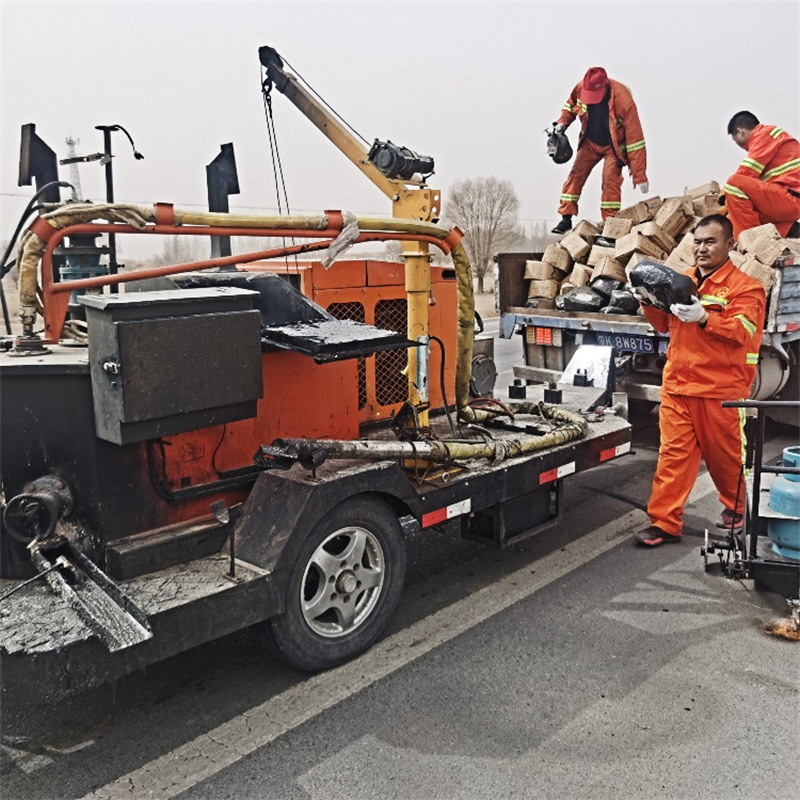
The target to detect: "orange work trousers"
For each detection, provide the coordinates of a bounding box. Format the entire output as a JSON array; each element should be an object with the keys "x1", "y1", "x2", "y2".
[
  {"x1": 725, "y1": 173, "x2": 800, "y2": 239},
  {"x1": 558, "y1": 139, "x2": 623, "y2": 220},
  {"x1": 648, "y1": 392, "x2": 747, "y2": 536}
]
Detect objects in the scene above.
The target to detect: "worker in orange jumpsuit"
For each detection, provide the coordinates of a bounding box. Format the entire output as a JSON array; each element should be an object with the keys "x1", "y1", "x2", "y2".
[
  {"x1": 632, "y1": 215, "x2": 766, "y2": 546},
  {"x1": 724, "y1": 110, "x2": 800, "y2": 239},
  {"x1": 551, "y1": 67, "x2": 649, "y2": 234}
]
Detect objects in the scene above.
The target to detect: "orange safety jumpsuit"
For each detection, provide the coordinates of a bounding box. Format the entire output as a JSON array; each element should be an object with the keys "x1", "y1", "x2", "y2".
[
  {"x1": 724, "y1": 124, "x2": 800, "y2": 239},
  {"x1": 641, "y1": 260, "x2": 765, "y2": 535},
  {"x1": 557, "y1": 79, "x2": 647, "y2": 220}
]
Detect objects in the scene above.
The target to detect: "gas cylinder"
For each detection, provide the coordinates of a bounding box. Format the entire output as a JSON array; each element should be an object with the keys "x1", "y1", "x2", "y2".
[{"x1": 767, "y1": 446, "x2": 800, "y2": 561}]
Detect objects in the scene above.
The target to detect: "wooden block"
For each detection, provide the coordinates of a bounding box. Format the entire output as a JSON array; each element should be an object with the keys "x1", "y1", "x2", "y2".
[
  {"x1": 573, "y1": 219, "x2": 601, "y2": 238},
  {"x1": 591, "y1": 256, "x2": 627, "y2": 283},
  {"x1": 560, "y1": 231, "x2": 591, "y2": 261},
  {"x1": 527, "y1": 278, "x2": 560, "y2": 300},
  {"x1": 601, "y1": 217, "x2": 634, "y2": 240},
  {"x1": 631, "y1": 221, "x2": 676, "y2": 253},
  {"x1": 570, "y1": 264, "x2": 592, "y2": 287},
  {"x1": 684, "y1": 181, "x2": 720, "y2": 199},
  {"x1": 737, "y1": 254, "x2": 775, "y2": 291},
  {"x1": 738, "y1": 223, "x2": 781, "y2": 252},
  {"x1": 542, "y1": 243, "x2": 574, "y2": 272},
  {"x1": 653, "y1": 196, "x2": 694, "y2": 238},
  {"x1": 615, "y1": 232, "x2": 666, "y2": 261},
  {"x1": 587, "y1": 244, "x2": 617, "y2": 266},
  {"x1": 524, "y1": 260, "x2": 566, "y2": 281}
]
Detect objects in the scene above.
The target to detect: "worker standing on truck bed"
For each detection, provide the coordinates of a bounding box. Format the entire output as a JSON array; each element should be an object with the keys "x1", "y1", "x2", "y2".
[
  {"x1": 632, "y1": 214, "x2": 766, "y2": 547},
  {"x1": 551, "y1": 67, "x2": 649, "y2": 234},
  {"x1": 723, "y1": 110, "x2": 800, "y2": 240}
]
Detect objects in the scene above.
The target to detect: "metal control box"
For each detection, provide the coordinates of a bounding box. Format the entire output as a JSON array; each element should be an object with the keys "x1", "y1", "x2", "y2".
[{"x1": 80, "y1": 288, "x2": 262, "y2": 444}]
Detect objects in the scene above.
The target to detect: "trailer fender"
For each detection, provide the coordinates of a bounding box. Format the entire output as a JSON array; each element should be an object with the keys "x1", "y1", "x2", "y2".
[{"x1": 235, "y1": 460, "x2": 417, "y2": 591}]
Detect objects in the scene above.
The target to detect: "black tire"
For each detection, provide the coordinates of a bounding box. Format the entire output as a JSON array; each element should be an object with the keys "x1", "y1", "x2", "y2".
[{"x1": 261, "y1": 496, "x2": 406, "y2": 672}]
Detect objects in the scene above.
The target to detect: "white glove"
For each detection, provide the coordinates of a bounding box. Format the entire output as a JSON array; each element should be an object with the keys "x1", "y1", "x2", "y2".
[
  {"x1": 670, "y1": 296, "x2": 707, "y2": 324},
  {"x1": 636, "y1": 180, "x2": 649, "y2": 194},
  {"x1": 631, "y1": 285, "x2": 652, "y2": 305},
  {"x1": 555, "y1": 123, "x2": 567, "y2": 134}
]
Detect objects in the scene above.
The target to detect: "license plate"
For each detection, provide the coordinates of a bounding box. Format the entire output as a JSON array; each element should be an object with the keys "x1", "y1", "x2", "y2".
[{"x1": 595, "y1": 333, "x2": 656, "y2": 353}]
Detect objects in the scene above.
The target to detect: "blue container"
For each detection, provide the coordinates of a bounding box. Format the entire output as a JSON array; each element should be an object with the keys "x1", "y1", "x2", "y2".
[{"x1": 767, "y1": 445, "x2": 800, "y2": 561}]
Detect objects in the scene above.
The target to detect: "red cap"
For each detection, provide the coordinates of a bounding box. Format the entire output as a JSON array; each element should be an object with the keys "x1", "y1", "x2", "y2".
[{"x1": 580, "y1": 67, "x2": 608, "y2": 104}]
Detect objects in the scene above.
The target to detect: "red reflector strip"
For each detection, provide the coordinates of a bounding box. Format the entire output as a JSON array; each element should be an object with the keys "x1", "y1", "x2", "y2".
[
  {"x1": 539, "y1": 462, "x2": 576, "y2": 485},
  {"x1": 600, "y1": 442, "x2": 632, "y2": 461},
  {"x1": 422, "y1": 498, "x2": 471, "y2": 528}
]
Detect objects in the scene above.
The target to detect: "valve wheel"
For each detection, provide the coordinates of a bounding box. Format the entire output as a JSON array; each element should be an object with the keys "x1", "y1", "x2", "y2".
[{"x1": 261, "y1": 496, "x2": 406, "y2": 672}]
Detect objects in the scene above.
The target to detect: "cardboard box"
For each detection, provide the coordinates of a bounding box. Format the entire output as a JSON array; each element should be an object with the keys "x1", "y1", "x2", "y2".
[
  {"x1": 573, "y1": 219, "x2": 601, "y2": 238},
  {"x1": 601, "y1": 217, "x2": 634, "y2": 240},
  {"x1": 738, "y1": 223, "x2": 781, "y2": 252},
  {"x1": 692, "y1": 193, "x2": 723, "y2": 218},
  {"x1": 560, "y1": 231, "x2": 591, "y2": 261},
  {"x1": 684, "y1": 181, "x2": 720, "y2": 199},
  {"x1": 747, "y1": 233, "x2": 784, "y2": 266},
  {"x1": 615, "y1": 232, "x2": 667, "y2": 261},
  {"x1": 587, "y1": 244, "x2": 617, "y2": 266},
  {"x1": 737, "y1": 254, "x2": 775, "y2": 291},
  {"x1": 665, "y1": 249, "x2": 692, "y2": 270},
  {"x1": 653, "y1": 197, "x2": 694, "y2": 238},
  {"x1": 615, "y1": 201, "x2": 653, "y2": 224},
  {"x1": 631, "y1": 221, "x2": 676, "y2": 253},
  {"x1": 559, "y1": 281, "x2": 576, "y2": 296},
  {"x1": 673, "y1": 231, "x2": 695, "y2": 264},
  {"x1": 543, "y1": 243, "x2": 573, "y2": 272},
  {"x1": 527, "y1": 278, "x2": 560, "y2": 300},
  {"x1": 571, "y1": 263, "x2": 592, "y2": 287},
  {"x1": 525, "y1": 298, "x2": 556, "y2": 310},
  {"x1": 524, "y1": 260, "x2": 567, "y2": 281},
  {"x1": 591, "y1": 256, "x2": 627, "y2": 283}
]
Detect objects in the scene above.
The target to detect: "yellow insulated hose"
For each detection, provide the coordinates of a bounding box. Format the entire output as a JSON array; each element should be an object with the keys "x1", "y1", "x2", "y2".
[{"x1": 17, "y1": 203, "x2": 586, "y2": 457}]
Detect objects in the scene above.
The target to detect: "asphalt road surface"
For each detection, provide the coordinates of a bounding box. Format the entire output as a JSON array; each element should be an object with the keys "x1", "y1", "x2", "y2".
[{"x1": 2, "y1": 325, "x2": 798, "y2": 800}]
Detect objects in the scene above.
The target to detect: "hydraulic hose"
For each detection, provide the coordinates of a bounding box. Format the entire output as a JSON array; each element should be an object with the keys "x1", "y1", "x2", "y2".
[
  {"x1": 273, "y1": 403, "x2": 586, "y2": 465},
  {"x1": 16, "y1": 202, "x2": 587, "y2": 461}
]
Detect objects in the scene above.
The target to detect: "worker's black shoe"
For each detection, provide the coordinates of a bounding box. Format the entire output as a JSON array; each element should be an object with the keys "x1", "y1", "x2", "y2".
[
  {"x1": 551, "y1": 215, "x2": 573, "y2": 235},
  {"x1": 633, "y1": 526, "x2": 682, "y2": 547},
  {"x1": 786, "y1": 221, "x2": 800, "y2": 239}
]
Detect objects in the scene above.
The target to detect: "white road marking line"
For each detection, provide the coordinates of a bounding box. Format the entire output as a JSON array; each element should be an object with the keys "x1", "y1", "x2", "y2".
[{"x1": 83, "y1": 511, "x2": 638, "y2": 800}]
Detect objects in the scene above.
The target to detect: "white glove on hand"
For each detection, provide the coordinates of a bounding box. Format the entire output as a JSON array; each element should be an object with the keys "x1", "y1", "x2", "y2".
[
  {"x1": 636, "y1": 180, "x2": 650, "y2": 194},
  {"x1": 631, "y1": 285, "x2": 651, "y2": 305},
  {"x1": 555, "y1": 123, "x2": 567, "y2": 134},
  {"x1": 670, "y1": 296, "x2": 707, "y2": 324}
]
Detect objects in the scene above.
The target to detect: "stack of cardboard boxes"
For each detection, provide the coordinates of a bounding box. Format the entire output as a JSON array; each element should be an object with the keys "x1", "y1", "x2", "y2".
[{"x1": 526, "y1": 181, "x2": 799, "y2": 309}]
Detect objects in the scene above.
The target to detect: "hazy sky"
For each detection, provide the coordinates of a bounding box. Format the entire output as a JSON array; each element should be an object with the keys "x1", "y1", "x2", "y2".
[{"x1": 2, "y1": 0, "x2": 799, "y2": 260}]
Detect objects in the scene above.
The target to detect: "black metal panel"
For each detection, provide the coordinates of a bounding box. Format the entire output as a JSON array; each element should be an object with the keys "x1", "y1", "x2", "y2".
[
  {"x1": 206, "y1": 142, "x2": 240, "y2": 260},
  {"x1": 18, "y1": 123, "x2": 61, "y2": 202},
  {"x1": 81, "y1": 288, "x2": 263, "y2": 444},
  {"x1": 174, "y1": 272, "x2": 412, "y2": 361}
]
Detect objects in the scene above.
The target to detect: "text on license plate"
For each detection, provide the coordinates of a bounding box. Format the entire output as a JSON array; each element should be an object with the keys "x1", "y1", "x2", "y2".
[{"x1": 596, "y1": 333, "x2": 655, "y2": 353}]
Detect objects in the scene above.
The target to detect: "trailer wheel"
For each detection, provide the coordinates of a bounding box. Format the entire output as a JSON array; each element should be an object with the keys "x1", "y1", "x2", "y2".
[{"x1": 261, "y1": 496, "x2": 406, "y2": 672}]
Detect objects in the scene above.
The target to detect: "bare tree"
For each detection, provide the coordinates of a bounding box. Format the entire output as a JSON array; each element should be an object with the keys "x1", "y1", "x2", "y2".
[{"x1": 443, "y1": 177, "x2": 525, "y2": 292}]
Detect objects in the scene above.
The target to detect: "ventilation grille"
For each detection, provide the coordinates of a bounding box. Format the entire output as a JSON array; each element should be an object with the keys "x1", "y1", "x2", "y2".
[
  {"x1": 326, "y1": 302, "x2": 367, "y2": 409},
  {"x1": 374, "y1": 299, "x2": 408, "y2": 406}
]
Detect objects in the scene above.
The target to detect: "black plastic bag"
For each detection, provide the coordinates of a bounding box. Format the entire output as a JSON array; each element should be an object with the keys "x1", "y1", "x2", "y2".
[
  {"x1": 563, "y1": 286, "x2": 604, "y2": 312},
  {"x1": 629, "y1": 259, "x2": 697, "y2": 311}
]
